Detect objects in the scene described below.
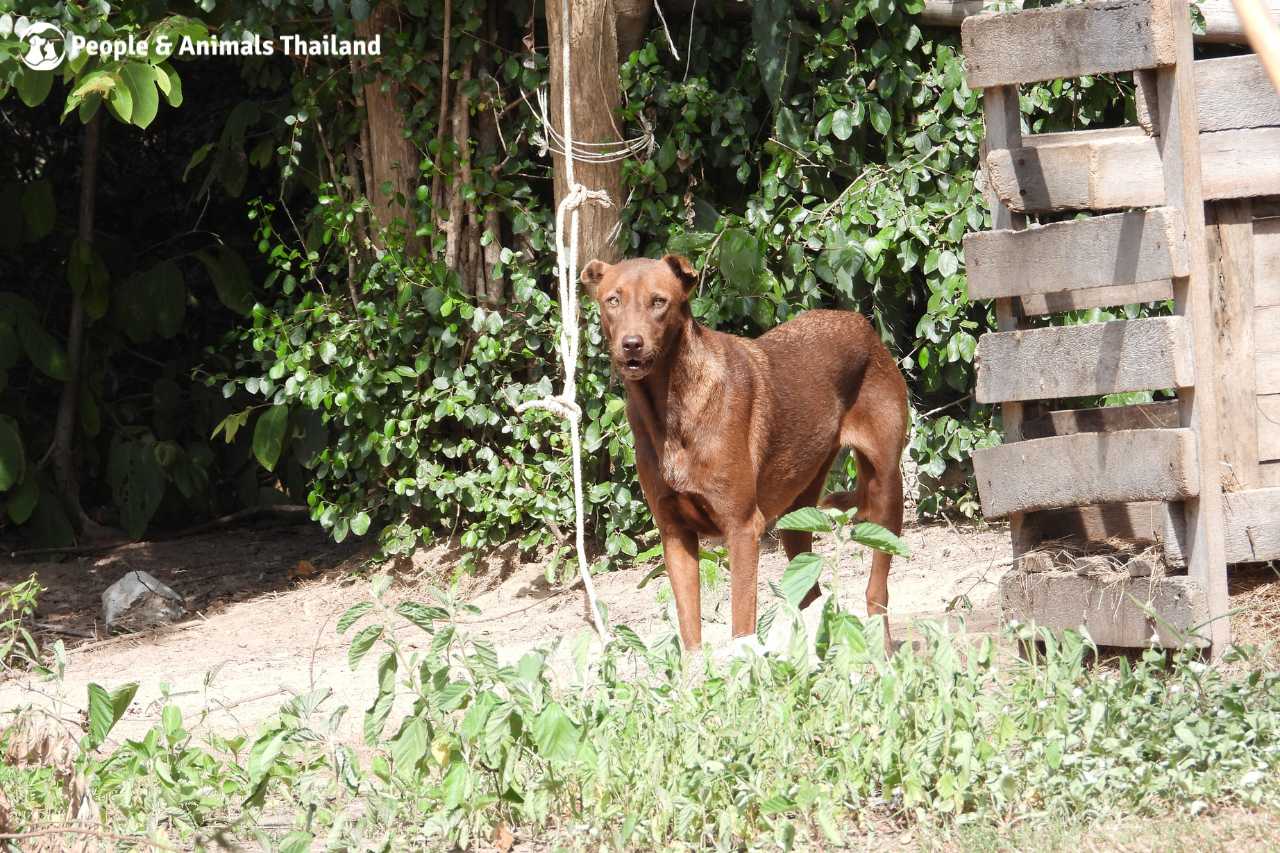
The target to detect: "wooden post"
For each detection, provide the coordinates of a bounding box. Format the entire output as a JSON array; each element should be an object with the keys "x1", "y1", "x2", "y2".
[
  {"x1": 1156, "y1": 0, "x2": 1232, "y2": 655},
  {"x1": 980, "y1": 85, "x2": 1032, "y2": 552}
]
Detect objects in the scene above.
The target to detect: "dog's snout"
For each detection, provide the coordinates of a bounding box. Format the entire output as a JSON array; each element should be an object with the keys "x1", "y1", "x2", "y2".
[{"x1": 621, "y1": 335, "x2": 644, "y2": 353}]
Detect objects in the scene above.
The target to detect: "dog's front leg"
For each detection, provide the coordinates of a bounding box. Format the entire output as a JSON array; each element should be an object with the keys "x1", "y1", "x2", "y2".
[
  {"x1": 726, "y1": 514, "x2": 765, "y2": 639},
  {"x1": 661, "y1": 525, "x2": 702, "y2": 650}
]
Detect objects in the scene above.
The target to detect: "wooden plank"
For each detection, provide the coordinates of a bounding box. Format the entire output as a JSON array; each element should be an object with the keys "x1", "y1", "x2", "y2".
[
  {"x1": 1258, "y1": 306, "x2": 1280, "y2": 351},
  {"x1": 987, "y1": 127, "x2": 1280, "y2": 213},
  {"x1": 1255, "y1": 217, "x2": 1280, "y2": 307},
  {"x1": 1260, "y1": 461, "x2": 1280, "y2": 488},
  {"x1": 981, "y1": 84, "x2": 1033, "y2": 565},
  {"x1": 1207, "y1": 201, "x2": 1259, "y2": 490},
  {"x1": 1258, "y1": 352, "x2": 1280, "y2": 395},
  {"x1": 965, "y1": 208, "x2": 1188, "y2": 301},
  {"x1": 1137, "y1": 55, "x2": 1280, "y2": 133},
  {"x1": 1017, "y1": 280, "x2": 1174, "y2": 316},
  {"x1": 975, "y1": 317, "x2": 1194, "y2": 404},
  {"x1": 1156, "y1": 0, "x2": 1230, "y2": 655},
  {"x1": 1223, "y1": 487, "x2": 1280, "y2": 563},
  {"x1": 923, "y1": 1, "x2": 1280, "y2": 44},
  {"x1": 973, "y1": 428, "x2": 1201, "y2": 519},
  {"x1": 1000, "y1": 572, "x2": 1207, "y2": 647},
  {"x1": 960, "y1": 0, "x2": 1176, "y2": 89},
  {"x1": 1259, "y1": 395, "x2": 1280, "y2": 461},
  {"x1": 1021, "y1": 401, "x2": 1180, "y2": 438},
  {"x1": 1017, "y1": 501, "x2": 1186, "y2": 567}
]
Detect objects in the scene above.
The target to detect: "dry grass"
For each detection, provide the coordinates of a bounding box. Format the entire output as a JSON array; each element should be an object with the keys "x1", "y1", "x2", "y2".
[{"x1": 1229, "y1": 562, "x2": 1280, "y2": 669}]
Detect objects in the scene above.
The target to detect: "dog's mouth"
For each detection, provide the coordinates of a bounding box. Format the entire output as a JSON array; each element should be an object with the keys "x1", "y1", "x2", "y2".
[{"x1": 616, "y1": 354, "x2": 654, "y2": 379}]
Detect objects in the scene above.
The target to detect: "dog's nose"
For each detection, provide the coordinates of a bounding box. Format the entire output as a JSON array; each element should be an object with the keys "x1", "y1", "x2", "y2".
[{"x1": 621, "y1": 335, "x2": 643, "y2": 353}]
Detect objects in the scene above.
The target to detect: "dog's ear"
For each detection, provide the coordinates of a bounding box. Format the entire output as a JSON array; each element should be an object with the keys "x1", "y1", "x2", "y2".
[
  {"x1": 662, "y1": 254, "x2": 697, "y2": 293},
  {"x1": 581, "y1": 259, "x2": 611, "y2": 297}
]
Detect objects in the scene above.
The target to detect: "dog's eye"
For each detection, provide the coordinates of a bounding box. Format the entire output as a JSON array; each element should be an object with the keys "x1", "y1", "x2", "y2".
[
  {"x1": 605, "y1": 294, "x2": 620, "y2": 307},
  {"x1": 652, "y1": 296, "x2": 668, "y2": 309}
]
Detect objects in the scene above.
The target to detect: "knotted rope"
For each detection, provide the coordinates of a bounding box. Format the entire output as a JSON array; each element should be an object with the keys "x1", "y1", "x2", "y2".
[{"x1": 514, "y1": 0, "x2": 615, "y2": 641}]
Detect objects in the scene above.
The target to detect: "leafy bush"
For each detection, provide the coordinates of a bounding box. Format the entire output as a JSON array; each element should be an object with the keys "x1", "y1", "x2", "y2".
[{"x1": 15, "y1": 513, "x2": 1277, "y2": 848}]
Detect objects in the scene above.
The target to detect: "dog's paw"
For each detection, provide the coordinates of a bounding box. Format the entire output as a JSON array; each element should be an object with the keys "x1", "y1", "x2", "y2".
[{"x1": 721, "y1": 634, "x2": 769, "y2": 661}]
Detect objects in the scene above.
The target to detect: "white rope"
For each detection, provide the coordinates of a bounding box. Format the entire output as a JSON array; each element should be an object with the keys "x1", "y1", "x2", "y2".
[
  {"x1": 515, "y1": 0, "x2": 615, "y2": 643},
  {"x1": 530, "y1": 88, "x2": 655, "y2": 164}
]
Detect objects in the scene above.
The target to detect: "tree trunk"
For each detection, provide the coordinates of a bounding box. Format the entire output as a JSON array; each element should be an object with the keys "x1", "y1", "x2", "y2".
[
  {"x1": 547, "y1": 0, "x2": 625, "y2": 266},
  {"x1": 615, "y1": 0, "x2": 653, "y2": 60},
  {"x1": 51, "y1": 115, "x2": 100, "y2": 538},
  {"x1": 354, "y1": 3, "x2": 421, "y2": 254}
]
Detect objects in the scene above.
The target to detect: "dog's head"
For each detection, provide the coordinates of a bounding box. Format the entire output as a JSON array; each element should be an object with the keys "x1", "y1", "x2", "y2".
[{"x1": 581, "y1": 254, "x2": 696, "y2": 381}]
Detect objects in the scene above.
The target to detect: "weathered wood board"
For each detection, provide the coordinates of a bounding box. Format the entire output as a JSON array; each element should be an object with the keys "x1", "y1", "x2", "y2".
[
  {"x1": 1256, "y1": 217, "x2": 1280, "y2": 307},
  {"x1": 973, "y1": 428, "x2": 1200, "y2": 519},
  {"x1": 1258, "y1": 305, "x2": 1280, "y2": 352},
  {"x1": 1259, "y1": 352, "x2": 1280, "y2": 396},
  {"x1": 961, "y1": 0, "x2": 1176, "y2": 89},
  {"x1": 975, "y1": 317, "x2": 1194, "y2": 404},
  {"x1": 985, "y1": 127, "x2": 1280, "y2": 213},
  {"x1": 1261, "y1": 462, "x2": 1280, "y2": 488},
  {"x1": 1021, "y1": 401, "x2": 1180, "y2": 438},
  {"x1": 965, "y1": 208, "x2": 1188, "y2": 301},
  {"x1": 1000, "y1": 572, "x2": 1206, "y2": 647},
  {"x1": 1223, "y1": 487, "x2": 1280, "y2": 564},
  {"x1": 1137, "y1": 55, "x2": 1280, "y2": 133},
  {"x1": 1207, "y1": 201, "x2": 1257, "y2": 491},
  {"x1": 1259, "y1": 396, "x2": 1280, "y2": 461},
  {"x1": 1017, "y1": 501, "x2": 1186, "y2": 567},
  {"x1": 924, "y1": 1, "x2": 1280, "y2": 45},
  {"x1": 1016, "y1": 280, "x2": 1174, "y2": 316}
]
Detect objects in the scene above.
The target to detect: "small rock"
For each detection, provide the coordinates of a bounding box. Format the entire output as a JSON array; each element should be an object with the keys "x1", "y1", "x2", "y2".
[{"x1": 102, "y1": 570, "x2": 186, "y2": 633}]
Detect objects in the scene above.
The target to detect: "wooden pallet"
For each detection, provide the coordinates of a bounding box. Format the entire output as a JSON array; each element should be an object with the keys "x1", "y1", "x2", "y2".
[{"x1": 961, "y1": 0, "x2": 1247, "y2": 654}]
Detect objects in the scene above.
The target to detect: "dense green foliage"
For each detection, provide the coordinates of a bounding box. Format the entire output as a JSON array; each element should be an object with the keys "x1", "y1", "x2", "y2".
[
  {"x1": 0, "y1": 1, "x2": 1184, "y2": 559},
  {"x1": 4, "y1": 516, "x2": 1279, "y2": 848}
]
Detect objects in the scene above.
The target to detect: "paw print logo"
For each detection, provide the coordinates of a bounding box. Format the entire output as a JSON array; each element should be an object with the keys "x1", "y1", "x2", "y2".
[{"x1": 2, "y1": 15, "x2": 68, "y2": 71}]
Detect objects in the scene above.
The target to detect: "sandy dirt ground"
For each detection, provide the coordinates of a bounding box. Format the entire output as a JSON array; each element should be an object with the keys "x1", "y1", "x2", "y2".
[{"x1": 0, "y1": 518, "x2": 1013, "y2": 746}]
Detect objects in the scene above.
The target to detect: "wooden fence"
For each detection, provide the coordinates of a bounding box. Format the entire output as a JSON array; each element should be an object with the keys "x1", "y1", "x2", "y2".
[{"x1": 961, "y1": 0, "x2": 1280, "y2": 657}]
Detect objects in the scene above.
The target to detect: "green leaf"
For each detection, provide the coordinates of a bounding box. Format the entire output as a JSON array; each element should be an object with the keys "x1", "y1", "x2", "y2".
[
  {"x1": 779, "y1": 552, "x2": 823, "y2": 608},
  {"x1": 158, "y1": 64, "x2": 183, "y2": 107},
  {"x1": 21, "y1": 180, "x2": 55, "y2": 241},
  {"x1": 938, "y1": 250, "x2": 959, "y2": 278},
  {"x1": 348, "y1": 623, "x2": 384, "y2": 670},
  {"x1": 336, "y1": 602, "x2": 374, "y2": 634},
  {"x1": 247, "y1": 729, "x2": 288, "y2": 786},
  {"x1": 0, "y1": 417, "x2": 24, "y2": 492},
  {"x1": 752, "y1": 0, "x2": 795, "y2": 106},
  {"x1": 776, "y1": 507, "x2": 831, "y2": 533},
  {"x1": 6, "y1": 475, "x2": 38, "y2": 524},
  {"x1": 364, "y1": 690, "x2": 394, "y2": 745},
  {"x1": 392, "y1": 717, "x2": 428, "y2": 773},
  {"x1": 148, "y1": 261, "x2": 186, "y2": 338},
  {"x1": 252, "y1": 405, "x2": 290, "y2": 471},
  {"x1": 195, "y1": 248, "x2": 253, "y2": 316},
  {"x1": 107, "y1": 74, "x2": 133, "y2": 123},
  {"x1": 107, "y1": 439, "x2": 167, "y2": 539},
  {"x1": 351, "y1": 510, "x2": 372, "y2": 537},
  {"x1": 831, "y1": 108, "x2": 854, "y2": 141},
  {"x1": 86, "y1": 682, "x2": 139, "y2": 749},
  {"x1": 119, "y1": 64, "x2": 158, "y2": 128},
  {"x1": 18, "y1": 322, "x2": 70, "y2": 381},
  {"x1": 395, "y1": 601, "x2": 447, "y2": 632},
  {"x1": 850, "y1": 521, "x2": 910, "y2": 557},
  {"x1": 869, "y1": 102, "x2": 891, "y2": 135},
  {"x1": 531, "y1": 701, "x2": 580, "y2": 763},
  {"x1": 278, "y1": 832, "x2": 314, "y2": 853},
  {"x1": 16, "y1": 70, "x2": 53, "y2": 108},
  {"x1": 719, "y1": 228, "x2": 763, "y2": 291}
]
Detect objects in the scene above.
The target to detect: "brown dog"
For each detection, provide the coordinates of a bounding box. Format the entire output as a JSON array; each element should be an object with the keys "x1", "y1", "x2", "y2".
[{"x1": 582, "y1": 254, "x2": 909, "y2": 650}]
